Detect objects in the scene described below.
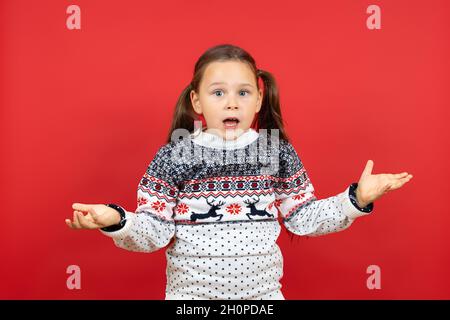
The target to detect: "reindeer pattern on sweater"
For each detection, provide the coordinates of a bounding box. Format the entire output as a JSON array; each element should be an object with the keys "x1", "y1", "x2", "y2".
[{"x1": 100, "y1": 128, "x2": 374, "y2": 300}]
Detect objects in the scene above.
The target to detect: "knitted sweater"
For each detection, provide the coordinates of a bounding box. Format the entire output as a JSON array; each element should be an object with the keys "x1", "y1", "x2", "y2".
[{"x1": 100, "y1": 128, "x2": 374, "y2": 300}]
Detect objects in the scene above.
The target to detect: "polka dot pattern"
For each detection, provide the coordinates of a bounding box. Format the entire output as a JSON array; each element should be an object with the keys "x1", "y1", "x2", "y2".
[
  {"x1": 165, "y1": 220, "x2": 284, "y2": 300},
  {"x1": 111, "y1": 213, "x2": 175, "y2": 252},
  {"x1": 284, "y1": 193, "x2": 354, "y2": 236}
]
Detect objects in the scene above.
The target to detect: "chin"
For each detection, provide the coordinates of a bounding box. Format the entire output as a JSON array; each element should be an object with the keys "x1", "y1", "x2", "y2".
[{"x1": 223, "y1": 127, "x2": 247, "y2": 140}]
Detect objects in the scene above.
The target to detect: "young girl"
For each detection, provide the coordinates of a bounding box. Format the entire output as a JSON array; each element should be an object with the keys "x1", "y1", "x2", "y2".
[{"x1": 65, "y1": 44, "x2": 413, "y2": 300}]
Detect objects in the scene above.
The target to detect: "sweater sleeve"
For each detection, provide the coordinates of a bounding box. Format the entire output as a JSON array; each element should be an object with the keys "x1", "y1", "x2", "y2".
[
  {"x1": 99, "y1": 144, "x2": 178, "y2": 252},
  {"x1": 273, "y1": 140, "x2": 374, "y2": 237}
]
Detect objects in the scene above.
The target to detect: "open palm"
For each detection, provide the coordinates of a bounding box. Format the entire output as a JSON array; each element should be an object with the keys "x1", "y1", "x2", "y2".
[
  {"x1": 65, "y1": 203, "x2": 121, "y2": 230},
  {"x1": 356, "y1": 160, "x2": 413, "y2": 207}
]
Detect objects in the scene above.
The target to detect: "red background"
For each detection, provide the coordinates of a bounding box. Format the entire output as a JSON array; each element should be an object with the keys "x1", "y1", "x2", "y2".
[{"x1": 1, "y1": 0, "x2": 449, "y2": 299}]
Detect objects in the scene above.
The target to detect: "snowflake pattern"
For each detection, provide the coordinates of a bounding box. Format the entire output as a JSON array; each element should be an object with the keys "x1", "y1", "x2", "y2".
[
  {"x1": 151, "y1": 200, "x2": 166, "y2": 212},
  {"x1": 293, "y1": 194, "x2": 306, "y2": 201},
  {"x1": 176, "y1": 203, "x2": 189, "y2": 215},
  {"x1": 226, "y1": 203, "x2": 242, "y2": 215},
  {"x1": 137, "y1": 196, "x2": 148, "y2": 206}
]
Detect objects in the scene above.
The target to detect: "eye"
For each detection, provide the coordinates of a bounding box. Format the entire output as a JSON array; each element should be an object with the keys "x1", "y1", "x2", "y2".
[
  {"x1": 240, "y1": 90, "x2": 250, "y2": 96},
  {"x1": 213, "y1": 90, "x2": 223, "y2": 97}
]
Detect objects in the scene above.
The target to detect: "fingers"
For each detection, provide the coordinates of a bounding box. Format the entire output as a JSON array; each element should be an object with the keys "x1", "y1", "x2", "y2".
[
  {"x1": 88, "y1": 207, "x2": 99, "y2": 221},
  {"x1": 393, "y1": 172, "x2": 411, "y2": 179},
  {"x1": 72, "y1": 203, "x2": 91, "y2": 213},
  {"x1": 66, "y1": 210, "x2": 92, "y2": 229},
  {"x1": 362, "y1": 160, "x2": 374, "y2": 177},
  {"x1": 70, "y1": 210, "x2": 82, "y2": 229},
  {"x1": 386, "y1": 174, "x2": 413, "y2": 191},
  {"x1": 76, "y1": 211, "x2": 98, "y2": 229},
  {"x1": 65, "y1": 218, "x2": 74, "y2": 229},
  {"x1": 67, "y1": 204, "x2": 100, "y2": 230}
]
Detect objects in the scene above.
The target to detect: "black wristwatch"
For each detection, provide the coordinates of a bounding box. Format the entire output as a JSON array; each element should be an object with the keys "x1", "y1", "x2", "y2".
[
  {"x1": 100, "y1": 203, "x2": 127, "y2": 232},
  {"x1": 349, "y1": 183, "x2": 374, "y2": 213}
]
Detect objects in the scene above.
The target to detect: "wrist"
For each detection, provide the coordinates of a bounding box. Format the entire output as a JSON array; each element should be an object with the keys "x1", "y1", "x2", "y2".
[
  {"x1": 110, "y1": 208, "x2": 121, "y2": 225},
  {"x1": 101, "y1": 204, "x2": 127, "y2": 232},
  {"x1": 355, "y1": 187, "x2": 369, "y2": 208},
  {"x1": 348, "y1": 182, "x2": 373, "y2": 214}
]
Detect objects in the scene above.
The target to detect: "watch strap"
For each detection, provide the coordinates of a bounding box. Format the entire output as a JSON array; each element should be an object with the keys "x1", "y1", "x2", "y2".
[{"x1": 349, "y1": 182, "x2": 374, "y2": 213}]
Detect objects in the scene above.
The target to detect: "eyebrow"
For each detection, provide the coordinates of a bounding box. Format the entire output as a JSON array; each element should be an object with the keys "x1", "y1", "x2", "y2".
[{"x1": 208, "y1": 82, "x2": 254, "y2": 88}]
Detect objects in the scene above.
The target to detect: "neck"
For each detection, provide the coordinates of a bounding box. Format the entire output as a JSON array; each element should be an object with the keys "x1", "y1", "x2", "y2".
[{"x1": 191, "y1": 128, "x2": 259, "y2": 150}]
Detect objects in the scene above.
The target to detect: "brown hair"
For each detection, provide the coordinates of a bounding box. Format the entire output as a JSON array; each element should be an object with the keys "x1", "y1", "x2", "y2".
[
  {"x1": 168, "y1": 43, "x2": 303, "y2": 243},
  {"x1": 166, "y1": 43, "x2": 289, "y2": 144}
]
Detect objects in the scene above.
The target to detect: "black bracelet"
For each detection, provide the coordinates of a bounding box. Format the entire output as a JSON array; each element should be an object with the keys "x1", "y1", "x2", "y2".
[
  {"x1": 100, "y1": 203, "x2": 127, "y2": 232},
  {"x1": 349, "y1": 183, "x2": 374, "y2": 213}
]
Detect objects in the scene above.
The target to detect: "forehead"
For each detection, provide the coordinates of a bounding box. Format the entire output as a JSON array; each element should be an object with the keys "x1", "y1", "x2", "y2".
[{"x1": 202, "y1": 61, "x2": 256, "y2": 87}]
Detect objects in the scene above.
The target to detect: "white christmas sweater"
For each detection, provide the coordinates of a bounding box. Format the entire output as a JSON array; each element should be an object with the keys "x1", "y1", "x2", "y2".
[{"x1": 100, "y1": 128, "x2": 374, "y2": 300}]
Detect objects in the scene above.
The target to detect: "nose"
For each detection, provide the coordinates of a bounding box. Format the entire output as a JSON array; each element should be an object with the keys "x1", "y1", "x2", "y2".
[
  {"x1": 224, "y1": 92, "x2": 240, "y2": 110},
  {"x1": 226, "y1": 104, "x2": 238, "y2": 110},
  {"x1": 227, "y1": 98, "x2": 238, "y2": 109}
]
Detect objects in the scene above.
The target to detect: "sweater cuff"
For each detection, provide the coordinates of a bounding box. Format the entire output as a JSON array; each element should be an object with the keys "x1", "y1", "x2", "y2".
[
  {"x1": 338, "y1": 185, "x2": 374, "y2": 220},
  {"x1": 99, "y1": 212, "x2": 135, "y2": 239}
]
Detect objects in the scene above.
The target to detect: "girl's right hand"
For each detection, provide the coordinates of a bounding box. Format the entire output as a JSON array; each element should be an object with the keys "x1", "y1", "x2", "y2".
[{"x1": 65, "y1": 203, "x2": 122, "y2": 230}]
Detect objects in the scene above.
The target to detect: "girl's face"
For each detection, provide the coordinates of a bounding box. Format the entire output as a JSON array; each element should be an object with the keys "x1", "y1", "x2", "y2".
[{"x1": 190, "y1": 60, "x2": 262, "y2": 140}]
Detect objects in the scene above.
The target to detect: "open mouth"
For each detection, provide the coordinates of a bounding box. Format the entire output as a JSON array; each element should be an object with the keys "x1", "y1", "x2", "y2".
[{"x1": 222, "y1": 117, "x2": 240, "y2": 129}]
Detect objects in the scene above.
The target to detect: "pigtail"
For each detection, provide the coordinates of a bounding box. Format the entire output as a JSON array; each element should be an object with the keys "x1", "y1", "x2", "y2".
[
  {"x1": 255, "y1": 69, "x2": 290, "y2": 143},
  {"x1": 166, "y1": 83, "x2": 199, "y2": 143}
]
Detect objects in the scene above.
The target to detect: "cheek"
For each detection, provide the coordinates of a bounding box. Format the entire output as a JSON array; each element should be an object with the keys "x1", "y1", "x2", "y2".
[
  {"x1": 202, "y1": 97, "x2": 222, "y2": 109},
  {"x1": 243, "y1": 103, "x2": 259, "y2": 117},
  {"x1": 202, "y1": 109, "x2": 221, "y2": 124},
  {"x1": 243, "y1": 97, "x2": 258, "y2": 108}
]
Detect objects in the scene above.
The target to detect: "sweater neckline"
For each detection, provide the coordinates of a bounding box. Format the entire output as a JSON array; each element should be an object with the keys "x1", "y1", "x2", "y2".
[{"x1": 190, "y1": 128, "x2": 259, "y2": 150}]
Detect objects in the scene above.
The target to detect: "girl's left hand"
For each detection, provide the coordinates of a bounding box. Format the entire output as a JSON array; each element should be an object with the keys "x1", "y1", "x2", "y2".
[{"x1": 355, "y1": 160, "x2": 413, "y2": 208}]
